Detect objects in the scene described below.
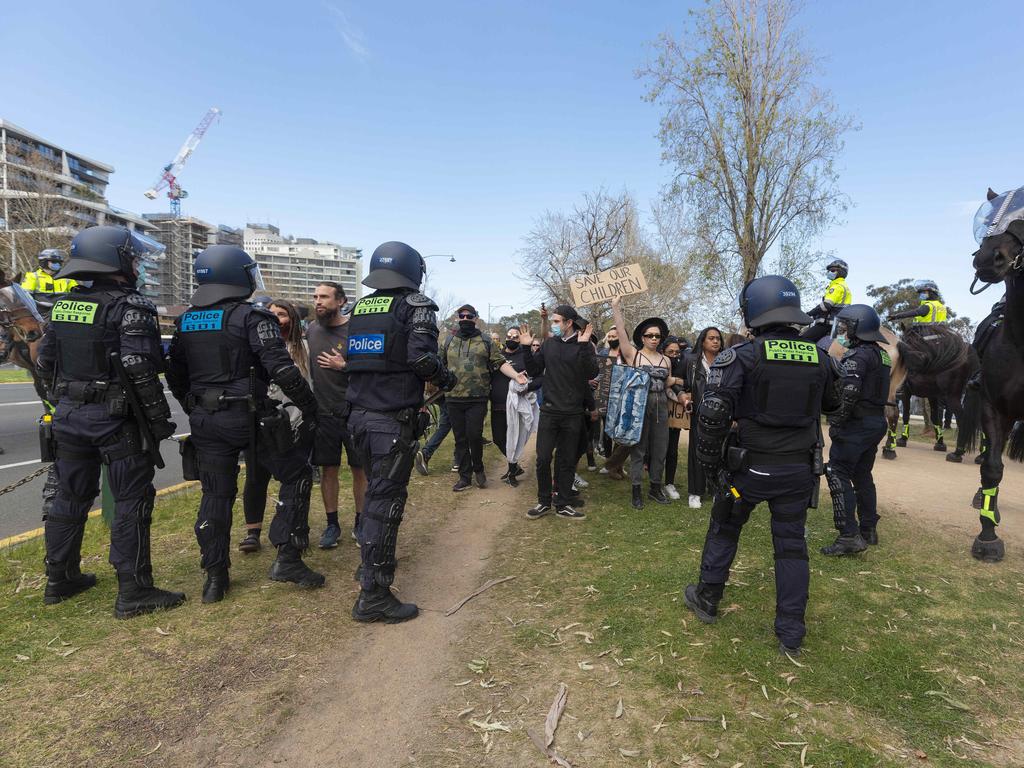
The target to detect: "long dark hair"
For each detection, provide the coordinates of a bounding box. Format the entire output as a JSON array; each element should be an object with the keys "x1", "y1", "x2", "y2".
[
  {"x1": 270, "y1": 299, "x2": 309, "y2": 377},
  {"x1": 695, "y1": 326, "x2": 723, "y2": 361}
]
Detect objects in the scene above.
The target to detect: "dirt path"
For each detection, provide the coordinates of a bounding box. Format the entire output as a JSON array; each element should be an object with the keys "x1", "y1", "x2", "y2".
[
  {"x1": 865, "y1": 436, "x2": 1024, "y2": 555},
  {"x1": 253, "y1": 448, "x2": 530, "y2": 768}
]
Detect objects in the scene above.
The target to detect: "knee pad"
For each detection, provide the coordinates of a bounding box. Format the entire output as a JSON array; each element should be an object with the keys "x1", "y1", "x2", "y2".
[{"x1": 773, "y1": 535, "x2": 809, "y2": 562}]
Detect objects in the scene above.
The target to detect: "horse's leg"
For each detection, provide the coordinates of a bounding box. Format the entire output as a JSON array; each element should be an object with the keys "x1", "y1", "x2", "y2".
[
  {"x1": 947, "y1": 391, "x2": 968, "y2": 463},
  {"x1": 895, "y1": 389, "x2": 910, "y2": 447},
  {"x1": 971, "y1": 402, "x2": 1011, "y2": 562},
  {"x1": 930, "y1": 396, "x2": 947, "y2": 452},
  {"x1": 883, "y1": 404, "x2": 898, "y2": 460}
]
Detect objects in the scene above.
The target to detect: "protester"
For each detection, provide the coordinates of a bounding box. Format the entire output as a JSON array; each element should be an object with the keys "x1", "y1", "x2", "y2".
[
  {"x1": 683, "y1": 326, "x2": 723, "y2": 509},
  {"x1": 441, "y1": 305, "x2": 527, "y2": 492},
  {"x1": 610, "y1": 296, "x2": 677, "y2": 508},
  {"x1": 239, "y1": 298, "x2": 310, "y2": 553},
  {"x1": 521, "y1": 306, "x2": 597, "y2": 520},
  {"x1": 306, "y1": 281, "x2": 367, "y2": 549},
  {"x1": 489, "y1": 326, "x2": 538, "y2": 485},
  {"x1": 661, "y1": 336, "x2": 686, "y2": 501}
]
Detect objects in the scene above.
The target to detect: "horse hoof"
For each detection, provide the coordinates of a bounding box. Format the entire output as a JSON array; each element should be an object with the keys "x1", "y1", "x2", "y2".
[
  {"x1": 895, "y1": 438, "x2": 908, "y2": 447},
  {"x1": 971, "y1": 536, "x2": 1004, "y2": 563},
  {"x1": 882, "y1": 449, "x2": 897, "y2": 461},
  {"x1": 974, "y1": 454, "x2": 984, "y2": 465},
  {"x1": 945, "y1": 452, "x2": 963, "y2": 463}
]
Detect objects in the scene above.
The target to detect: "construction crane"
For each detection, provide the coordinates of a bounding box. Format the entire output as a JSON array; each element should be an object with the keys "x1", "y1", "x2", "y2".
[{"x1": 144, "y1": 107, "x2": 221, "y2": 218}]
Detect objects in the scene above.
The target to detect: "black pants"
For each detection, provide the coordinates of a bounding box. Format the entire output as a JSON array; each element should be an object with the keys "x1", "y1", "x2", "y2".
[
  {"x1": 665, "y1": 427, "x2": 681, "y2": 485},
  {"x1": 491, "y1": 407, "x2": 507, "y2": 459},
  {"x1": 827, "y1": 415, "x2": 887, "y2": 535},
  {"x1": 189, "y1": 405, "x2": 312, "y2": 571},
  {"x1": 800, "y1": 321, "x2": 832, "y2": 343},
  {"x1": 46, "y1": 401, "x2": 156, "y2": 577},
  {"x1": 687, "y1": 430, "x2": 709, "y2": 496},
  {"x1": 535, "y1": 411, "x2": 583, "y2": 507},
  {"x1": 448, "y1": 399, "x2": 488, "y2": 481},
  {"x1": 698, "y1": 463, "x2": 813, "y2": 648},
  {"x1": 243, "y1": 447, "x2": 271, "y2": 525}
]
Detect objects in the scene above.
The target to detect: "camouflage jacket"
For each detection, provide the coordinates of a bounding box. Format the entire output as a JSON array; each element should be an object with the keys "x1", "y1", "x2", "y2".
[{"x1": 441, "y1": 333, "x2": 506, "y2": 400}]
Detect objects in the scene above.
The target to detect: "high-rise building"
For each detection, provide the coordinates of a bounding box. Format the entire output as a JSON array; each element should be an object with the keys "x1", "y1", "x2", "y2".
[
  {"x1": 244, "y1": 223, "x2": 362, "y2": 306},
  {"x1": 0, "y1": 118, "x2": 154, "y2": 272}
]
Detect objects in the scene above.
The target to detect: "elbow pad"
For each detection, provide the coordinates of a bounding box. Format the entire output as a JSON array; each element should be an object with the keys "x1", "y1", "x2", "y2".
[
  {"x1": 121, "y1": 353, "x2": 171, "y2": 422},
  {"x1": 695, "y1": 392, "x2": 731, "y2": 467},
  {"x1": 411, "y1": 353, "x2": 457, "y2": 391},
  {"x1": 273, "y1": 363, "x2": 317, "y2": 415}
]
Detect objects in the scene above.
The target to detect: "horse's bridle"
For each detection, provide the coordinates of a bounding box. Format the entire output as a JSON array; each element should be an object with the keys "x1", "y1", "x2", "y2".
[{"x1": 971, "y1": 240, "x2": 1024, "y2": 295}]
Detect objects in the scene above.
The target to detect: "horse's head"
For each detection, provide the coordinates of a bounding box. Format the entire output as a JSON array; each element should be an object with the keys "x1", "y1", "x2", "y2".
[{"x1": 974, "y1": 186, "x2": 1024, "y2": 284}]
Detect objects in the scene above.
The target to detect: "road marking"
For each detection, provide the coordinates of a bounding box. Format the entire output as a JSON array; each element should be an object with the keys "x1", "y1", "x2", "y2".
[
  {"x1": 0, "y1": 400, "x2": 44, "y2": 407},
  {"x1": 0, "y1": 459, "x2": 41, "y2": 471}
]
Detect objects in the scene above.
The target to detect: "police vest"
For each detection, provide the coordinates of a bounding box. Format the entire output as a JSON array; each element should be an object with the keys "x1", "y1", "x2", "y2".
[
  {"x1": 823, "y1": 277, "x2": 852, "y2": 309},
  {"x1": 50, "y1": 290, "x2": 122, "y2": 382},
  {"x1": 737, "y1": 337, "x2": 827, "y2": 428},
  {"x1": 177, "y1": 302, "x2": 255, "y2": 387},
  {"x1": 855, "y1": 344, "x2": 892, "y2": 409},
  {"x1": 22, "y1": 270, "x2": 76, "y2": 294},
  {"x1": 914, "y1": 300, "x2": 947, "y2": 324},
  {"x1": 344, "y1": 292, "x2": 411, "y2": 373}
]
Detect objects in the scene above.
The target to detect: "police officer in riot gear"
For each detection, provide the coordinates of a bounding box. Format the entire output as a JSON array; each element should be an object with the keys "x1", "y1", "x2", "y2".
[
  {"x1": 36, "y1": 225, "x2": 186, "y2": 617},
  {"x1": 166, "y1": 245, "x2": 324, "y2": 603},
  {"x1": 346, "y1": 241, "x2": 456, "y2": 623},
  {"x1": 821, "y1": 304, "x2": 892, "y2": 555},
  {"x1": 684, "y1": 275, "x2": 839, "y2": 656},
  {"x1": 801, "y1": 258, "x2": 852, "y2": 342}
]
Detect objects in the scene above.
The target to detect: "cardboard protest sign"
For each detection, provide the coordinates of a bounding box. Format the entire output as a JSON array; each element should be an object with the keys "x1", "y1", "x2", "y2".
[
  {"x1": 668, "y1": 397, "x2": 690, "y2": 430},
  {"x1": 569, "y1": 263, "x2": 648, "y2": 307}
]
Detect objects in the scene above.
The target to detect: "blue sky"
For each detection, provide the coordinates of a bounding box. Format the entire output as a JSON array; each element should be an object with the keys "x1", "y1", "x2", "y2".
[{"x1": 3, "y1": 1, "x2": 1020, "y2": 325}]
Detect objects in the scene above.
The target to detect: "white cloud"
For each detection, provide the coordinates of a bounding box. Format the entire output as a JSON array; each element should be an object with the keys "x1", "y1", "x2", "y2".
[{"x1": 324, "y1": 3, "x2": 369, "y2": 61}]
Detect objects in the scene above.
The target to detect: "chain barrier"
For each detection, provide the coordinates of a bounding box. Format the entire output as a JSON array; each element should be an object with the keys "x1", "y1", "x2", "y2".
[{"x1": 0, "y1": 463, "x2": 50, "y2": 497}]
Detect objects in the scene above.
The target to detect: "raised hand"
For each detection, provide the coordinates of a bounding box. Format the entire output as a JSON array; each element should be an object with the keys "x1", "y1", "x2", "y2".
[{"x1": 518, "y1": 324, "x2": 534, "y2": 347}]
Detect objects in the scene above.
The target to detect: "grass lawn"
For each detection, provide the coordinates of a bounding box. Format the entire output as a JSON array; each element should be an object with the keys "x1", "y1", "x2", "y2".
[
  {"x1": 0, "y1": 367, "x2": 34, "y2": 383},
  {"x1": 428, "y1": 468, "x2": 1024, "y2": 767}
]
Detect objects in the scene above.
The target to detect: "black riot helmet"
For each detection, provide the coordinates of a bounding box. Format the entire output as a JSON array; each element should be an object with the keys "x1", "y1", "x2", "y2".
[
  {"x1": 826, "y1": 258, "x2": 849, "y2": 279},
  {"x1": 836, "y1": 303, "x2": 887, "y2": 343},
  {"x1": 190, "y1": 245, "x2": 265, "y2": 307},
  {"x1": 363, "y1": 241, "x2": 425, "y2": 291},
  {"x1": 60, "y1": 226, "x2": 160, "y2": 281},
  {"x1": 738, "y1": 275, "x2": 812, "y2": 331}
]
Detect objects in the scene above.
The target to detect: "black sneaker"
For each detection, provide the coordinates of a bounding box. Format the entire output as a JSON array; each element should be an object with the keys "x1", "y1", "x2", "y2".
[
  {"x1": 238, "y1": 531, "x2": 261, "y2": 553},
  {"x1": 555, "y1": 505, "x2": 586, "y2": 520},
  {"x1": 318, "y1": 523, "x2": 342, "y2": 549},
  {"x1": 453, "y1": 478, "x2": 472, "y2": 492},
  {"x1": 526, "y1": 503, "x2": 551, "y2": 520},
  {"x1": 415, "y1": 450, "x2": 429, "y2": 476},
  {"x1": 862, "y1": 529, "x2": 879, "y2": 546}
]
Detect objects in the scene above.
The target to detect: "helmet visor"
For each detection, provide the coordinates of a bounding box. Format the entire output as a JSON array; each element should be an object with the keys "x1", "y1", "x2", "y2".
[
  {"x1": 973, "y1": 187, "x2": 1024, "y2": 244},
  {"x1": 245, "y1": 262, "x2": 266, "y2": 292}
]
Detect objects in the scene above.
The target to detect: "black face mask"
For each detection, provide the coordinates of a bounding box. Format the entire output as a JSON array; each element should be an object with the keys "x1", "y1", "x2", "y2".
[
  {"x1": 505, "y1": 339, "x2": 520, "y2": 350},
  {"x1": 458, "y1": 319, "x2": 477, "y2": 333},
  {"x1": 608, "y1": 339, "x2": 620, "y2": 349}
]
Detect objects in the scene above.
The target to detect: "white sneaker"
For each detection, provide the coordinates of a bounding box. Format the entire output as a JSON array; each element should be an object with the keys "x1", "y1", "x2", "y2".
[
  {"x1": 599, "y1": 467, "x2": 609, "y2": 475},
  {"x1": 574, "y1": 473, "x2": 589, "y2": 488},
  {"x1": 688, "y1": 494, "x2": 701, "y2": 509},
  {"x1": 665, "y1": 484, "x2": 680, "y2": 500}
]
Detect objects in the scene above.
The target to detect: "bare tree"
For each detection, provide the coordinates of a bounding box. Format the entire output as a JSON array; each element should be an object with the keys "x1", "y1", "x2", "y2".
[
  {"x1": 0, "y1": 145, "x2": 76, "y2": 275},
  {"x1": 639, "y1": 0, "x2": 855, "y2": 305}
]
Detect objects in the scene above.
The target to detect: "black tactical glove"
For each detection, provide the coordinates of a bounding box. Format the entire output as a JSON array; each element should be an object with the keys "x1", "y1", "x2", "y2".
[{"x1": 151, "y1": 419, "x2": 176, "y2": 441}]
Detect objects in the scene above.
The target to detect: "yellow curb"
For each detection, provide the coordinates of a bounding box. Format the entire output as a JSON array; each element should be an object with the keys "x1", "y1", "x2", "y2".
[{"x1": 0, "y1": 479, "x2": 199, "y2": 549}]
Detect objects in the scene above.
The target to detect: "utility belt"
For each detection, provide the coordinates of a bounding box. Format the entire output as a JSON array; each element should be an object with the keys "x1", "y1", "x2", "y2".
[
  {"x1": 55, "y1": 380, "x2": 124, "y2": 405},
  {"x1": 186, "y1": 388, "x2": 252, "y2": 413},
  {"x1": 741, "y1": 449, "x2": 815, "y2": 467}
]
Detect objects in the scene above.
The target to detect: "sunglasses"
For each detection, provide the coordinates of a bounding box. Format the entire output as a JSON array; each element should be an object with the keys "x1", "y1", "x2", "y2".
[
  {"x1": 458, "y1": 313, "x2": 476, "y2": 320},
  {"x1": 643, "y1": 333, "x2": 662, "y2": 340}
]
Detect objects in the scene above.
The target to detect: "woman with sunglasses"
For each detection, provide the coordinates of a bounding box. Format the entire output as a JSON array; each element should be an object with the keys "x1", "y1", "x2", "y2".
[{"x1": 610, "y1": 296, "x2": 677, "y2": 508}]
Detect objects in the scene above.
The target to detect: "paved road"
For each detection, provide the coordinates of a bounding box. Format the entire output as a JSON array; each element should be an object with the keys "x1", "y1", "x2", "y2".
[{"x1": 0, "y1": 381, "x2": 188, "y2": 542}]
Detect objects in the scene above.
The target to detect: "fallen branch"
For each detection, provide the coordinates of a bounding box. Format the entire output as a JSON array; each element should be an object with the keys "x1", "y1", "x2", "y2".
[
  {"x1": 445, "y1": 576, "x2": 517, "y2": 616},
  {"x1": 545, "y1": 683, "x2": 568, "y2": 747}
]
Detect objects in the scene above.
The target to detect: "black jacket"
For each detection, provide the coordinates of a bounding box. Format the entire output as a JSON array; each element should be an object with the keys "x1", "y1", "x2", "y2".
[{"x1": 523, "y1": 334, "x2": 599, "y2": 416}]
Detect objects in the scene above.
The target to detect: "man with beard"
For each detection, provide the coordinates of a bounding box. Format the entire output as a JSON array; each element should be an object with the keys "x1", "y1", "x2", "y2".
[{"x1": 307, "y1": 281, "x2": 367, "y2": 549}]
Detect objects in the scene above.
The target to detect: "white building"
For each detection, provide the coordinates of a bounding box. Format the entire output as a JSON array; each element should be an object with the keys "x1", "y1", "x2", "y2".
[{"x1": 244, "y1": 223, "x2": 362, "y2": 305}]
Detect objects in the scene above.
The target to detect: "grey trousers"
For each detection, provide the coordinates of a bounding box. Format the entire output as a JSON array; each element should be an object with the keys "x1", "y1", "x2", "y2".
[{"x1": 630, "y1": 401, "x2": 669, "y2": 486}]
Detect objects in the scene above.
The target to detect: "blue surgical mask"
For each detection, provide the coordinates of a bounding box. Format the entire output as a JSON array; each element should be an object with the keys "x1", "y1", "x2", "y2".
[
  {"x1": 827, "y1": 270, "x2": 838, "y2": 280},
  {"x1": 918, "y1": 292, "x2": 929, "y2": 301},
  {"x1": 836, "y1": 334, "x2": 850, "y2": 348},
  {"x1": 551, "y1": 323, "x2": 563, "y2": 338},
  {"x1": 48, "y1": 262, "x2": 62, "y2": 272}
]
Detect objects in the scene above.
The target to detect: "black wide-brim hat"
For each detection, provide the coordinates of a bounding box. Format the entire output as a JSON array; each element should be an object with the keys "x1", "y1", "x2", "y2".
[{"x1": 632, "y1": 317, "x2": 669, "y2": 348}]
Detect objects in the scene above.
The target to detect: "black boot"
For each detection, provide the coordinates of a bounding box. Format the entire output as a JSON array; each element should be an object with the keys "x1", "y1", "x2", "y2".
[
  {"x1": 820, "y1": 533, "x2": 868, "y2": 556},
  {"x1": 44, "y1": 560, "x2": 97, "y2": 605},
  {"x1": 684, "y1": 583, "x2": 720, "y2": 624},
  {"x1": 861, "y1": 528, "x2": 879, "y2": 546},
  {"x1": 269, "y1": 544, "x2": 325, "y2": 587},
  {"x1": 114, "y1": 572, "x2": 186, "y2": 619},
  {"x1": 202, "y1": 565, "x2": 230, "y2": 603},
  {"x1": 238, "y1": 530, "x2": 261, "y2": 553},
  {"x1": 631, "y1": 484, "x2": 644, "y2": 509},
  {"x1": 648, "y1": 483, "x2": 670, "y2": 505},
  {"x1": 352, "y1": 584, "x2": 419, "y2": 623}
]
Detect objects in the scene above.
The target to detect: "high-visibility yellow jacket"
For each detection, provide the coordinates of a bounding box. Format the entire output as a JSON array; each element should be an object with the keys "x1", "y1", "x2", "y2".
[
  {"x1": 914, "y1": 300, "x2": 947, "y2": 324},
  {"x1": 823, "y1": 277, "x2": 852, "y2": 309},
  {"x1": 21, "y1": 270, "x2": 77, "y2": 294}
]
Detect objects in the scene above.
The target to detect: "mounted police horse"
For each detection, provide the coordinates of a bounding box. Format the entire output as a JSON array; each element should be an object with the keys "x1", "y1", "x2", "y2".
[
  {"x1": 0, "y1": 277, "x2": 50, "y2": 407},
  {"x1": 956, "y1": 187, "x2": 1024, "y2": 562}
]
